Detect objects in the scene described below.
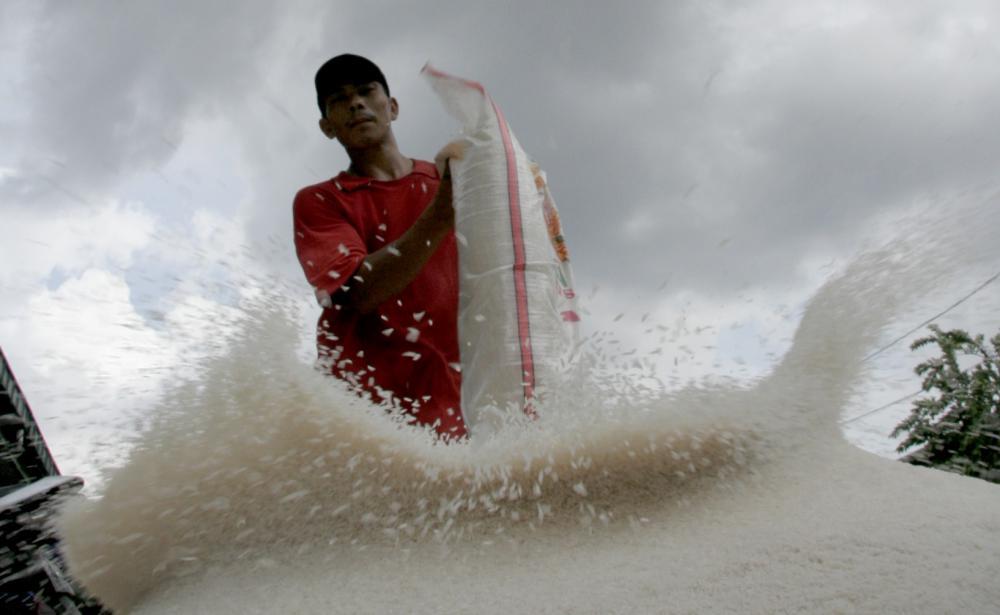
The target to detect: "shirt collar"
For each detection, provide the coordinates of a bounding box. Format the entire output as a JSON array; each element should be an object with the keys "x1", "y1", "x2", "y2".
[{"x1": 332, "y1": 159, "x2": 438, "y2": 192}]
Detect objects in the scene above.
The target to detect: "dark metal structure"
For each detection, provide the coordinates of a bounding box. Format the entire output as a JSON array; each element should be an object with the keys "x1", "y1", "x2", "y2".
[{"x1": 0, "y1": 347, "x2": 106, "y2": 613}]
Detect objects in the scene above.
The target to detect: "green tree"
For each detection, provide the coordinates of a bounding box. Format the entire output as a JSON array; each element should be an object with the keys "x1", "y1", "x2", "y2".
[{"x1": 892, "y1": 325, "x2": 1000, "y2": 483}]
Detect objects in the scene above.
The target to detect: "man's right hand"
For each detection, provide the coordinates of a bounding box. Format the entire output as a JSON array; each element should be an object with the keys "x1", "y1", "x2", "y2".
[
  {"x1": 426, "y1": 140, "x2": 465, "y2": 225},
  {"x1": 434, "y1": 140, "x2": 466, "y2": 179}
]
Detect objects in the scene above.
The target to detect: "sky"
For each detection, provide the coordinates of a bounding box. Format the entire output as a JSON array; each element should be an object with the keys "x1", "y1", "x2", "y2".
[{"x1": 1, "y1": 0, "x2": 999, "y2": 483}]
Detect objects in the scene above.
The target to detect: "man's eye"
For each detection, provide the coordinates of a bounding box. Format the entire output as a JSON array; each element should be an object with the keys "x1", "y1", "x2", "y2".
[{"x1": 359, "y1": 86, "x2": 373, "y2": 95}]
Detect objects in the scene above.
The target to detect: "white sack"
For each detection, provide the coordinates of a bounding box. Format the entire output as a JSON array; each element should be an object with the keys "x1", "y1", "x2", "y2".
[{"x1": 422, "y1": 65, "x2": 580, "y2": 433}]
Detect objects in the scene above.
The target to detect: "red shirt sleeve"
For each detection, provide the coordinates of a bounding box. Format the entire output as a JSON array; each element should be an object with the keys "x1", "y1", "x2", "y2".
[{"x1": 292, "y1": 186, "x2": 367, "y2": 295}]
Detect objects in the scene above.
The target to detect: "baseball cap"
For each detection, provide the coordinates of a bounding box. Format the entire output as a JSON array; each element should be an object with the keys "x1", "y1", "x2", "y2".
[{"x1": 315, "y1": 54, "x2": 390, "y2": 115}]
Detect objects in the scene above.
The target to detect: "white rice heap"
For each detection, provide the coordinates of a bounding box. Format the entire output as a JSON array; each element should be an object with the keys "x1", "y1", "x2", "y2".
[{"x1": 56, "y1": 197, "x2": 1000, "y2": 613}]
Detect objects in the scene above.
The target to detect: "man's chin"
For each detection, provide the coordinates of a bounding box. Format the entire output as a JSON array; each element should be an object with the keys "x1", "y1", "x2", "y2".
[
  {"x1": 342, "y1": 137, "x2": 383, "y2": 151},
  {"x1": 341, "y1": 128, "x2": 385, "y2": 148}
]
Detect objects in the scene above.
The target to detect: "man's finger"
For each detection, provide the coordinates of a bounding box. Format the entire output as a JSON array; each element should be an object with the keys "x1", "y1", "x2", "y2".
[{"x1": 444, "y1": 140, "x2": 465, "y2": 160}]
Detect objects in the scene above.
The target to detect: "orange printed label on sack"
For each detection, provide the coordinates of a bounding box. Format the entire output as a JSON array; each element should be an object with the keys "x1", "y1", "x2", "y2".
[{"x1": 531, "y1": 163, "x2": 570, "y2": 263}]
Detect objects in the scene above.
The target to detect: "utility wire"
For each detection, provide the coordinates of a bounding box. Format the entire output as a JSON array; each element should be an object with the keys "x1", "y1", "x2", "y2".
[
  {"x1": 861, "y1": 270, "x2": 1000, "y2": 363},
  {"x1": 842, "y1": 269, "x2": 1000, "y2": 425},
  {"x1": 839, "y1": 390, "x2": 921, "y2": 425}
]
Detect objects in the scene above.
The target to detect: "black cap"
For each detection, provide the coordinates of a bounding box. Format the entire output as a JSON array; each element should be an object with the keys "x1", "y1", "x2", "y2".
[{"x1": 315, "y1": 54, "x2": 390, "y2": 115}]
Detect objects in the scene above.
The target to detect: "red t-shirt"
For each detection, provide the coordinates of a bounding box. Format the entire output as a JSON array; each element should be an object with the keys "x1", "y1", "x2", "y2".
[{"x1": 292, "y1": 160, "x2": 466, "y2": 439}]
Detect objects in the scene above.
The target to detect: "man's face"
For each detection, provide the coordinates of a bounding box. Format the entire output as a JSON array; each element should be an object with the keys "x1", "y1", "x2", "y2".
[{"x1": 319, "y1": 81, "x2": 398, "y2": 150}]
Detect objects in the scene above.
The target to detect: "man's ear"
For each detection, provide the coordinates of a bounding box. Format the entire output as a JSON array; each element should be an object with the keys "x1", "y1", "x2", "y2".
[
  {"x1": 318, "y1": 116, "x2": 335, "y2": 139},
  {"x1": 389, "y1": 96, "x2": 399, "y2": 121}
]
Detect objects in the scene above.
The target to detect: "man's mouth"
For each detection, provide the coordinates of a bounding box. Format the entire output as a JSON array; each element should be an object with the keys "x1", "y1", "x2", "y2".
[{"x1": 350, "y1": 117, "x2": 375, "y2": 127}]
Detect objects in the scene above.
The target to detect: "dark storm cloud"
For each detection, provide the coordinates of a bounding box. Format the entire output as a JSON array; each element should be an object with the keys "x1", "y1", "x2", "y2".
[
  {"x1": 682, "y1": 6, "x2": 1000, "y2": 291},
  {"x1": 1, "y1": 0, "x2": 282, "y2": 206},
  {"x1": 489, "y1": 1, "x2": 1000, "y2": 293},
  {"x1": 5, "y1": 0, "x2": 1000, "y2": 296}
]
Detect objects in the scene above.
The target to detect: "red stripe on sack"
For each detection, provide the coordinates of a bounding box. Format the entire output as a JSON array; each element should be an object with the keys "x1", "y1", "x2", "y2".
[{"x1": 491, "y1": 98, "x2": 537, "y2": 415}]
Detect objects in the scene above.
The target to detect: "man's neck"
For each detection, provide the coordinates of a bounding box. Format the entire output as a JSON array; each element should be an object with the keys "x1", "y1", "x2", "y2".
[{"x1": 346, "y1": 142, "x2": 413, "y2": 181}]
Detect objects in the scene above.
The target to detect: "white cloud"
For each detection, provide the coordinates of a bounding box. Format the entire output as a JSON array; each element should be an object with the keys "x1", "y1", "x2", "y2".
[
  {"x1": 0, "y1": 193, "x2": 261, "y2": 486},
  {"x1": 0, "y1": 200, "x2": 155, "y2": 291},
  {"x1": 1, "y1": 269, "x2": 173, "y2": 481}
]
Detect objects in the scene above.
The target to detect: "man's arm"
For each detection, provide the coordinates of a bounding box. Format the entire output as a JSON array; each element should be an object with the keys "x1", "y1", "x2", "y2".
[{"x1": 335, "y1": 142, "x2": 464, "y2": 314}]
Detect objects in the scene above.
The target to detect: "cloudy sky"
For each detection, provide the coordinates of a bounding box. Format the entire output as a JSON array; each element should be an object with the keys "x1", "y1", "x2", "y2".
[{"x1": 2, "y1": 1, "x2": 999, "y2": 483}]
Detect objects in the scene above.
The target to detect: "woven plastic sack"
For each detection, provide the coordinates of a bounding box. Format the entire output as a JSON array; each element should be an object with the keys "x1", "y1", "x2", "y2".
[{"x1": 422, "y1": 65, "x2": 580, "y2": 433}]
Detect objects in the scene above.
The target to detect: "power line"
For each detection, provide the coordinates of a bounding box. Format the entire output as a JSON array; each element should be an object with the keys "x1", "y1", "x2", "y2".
[
  {"x1": 844, "y1": 269, "x2": 999, "y2": 425},
  {"x1": 839, "y1": 390, "x2": 921, "y2": 425},
  {"x1": 861, "y1": 270, "x2": 1000, "y2": 363}
]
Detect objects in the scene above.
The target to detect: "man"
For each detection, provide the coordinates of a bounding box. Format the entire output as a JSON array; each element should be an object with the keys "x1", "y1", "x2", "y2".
[{"x1": 292, "y1": 54, "x2": 466, "y2": 439}]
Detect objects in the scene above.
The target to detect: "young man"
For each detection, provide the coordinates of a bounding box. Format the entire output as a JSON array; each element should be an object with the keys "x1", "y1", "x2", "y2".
[{"x1": 292, "y1": 54, "x2": 466, "y2": 439}]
